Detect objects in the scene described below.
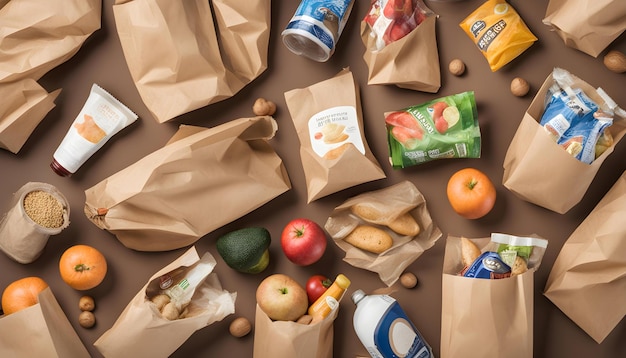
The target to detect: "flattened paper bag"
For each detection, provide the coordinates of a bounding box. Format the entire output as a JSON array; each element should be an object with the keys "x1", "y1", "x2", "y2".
[
  {"x1": 543, "y1": 0, "x2": 626, "y2": 57},
  {"x1": 502, "y1": 68, "x2": 626, "y2": 213},
  {"x1": 0, "y1": 287, "x2": 90, "y2": 358},
  {"x1": 325, "y1": 181, "x2": 441, "y2": 286},
  {"x1": 361, "y1": 1, "x2": 440, "y2": 93},
  {"x1": 284, "y1": 68, "x2": 386, "y2": 203},
  {"x1": 95, "y1": 247, "x2": 236, "y2": 357},
  {"x1": 253, "y1": 304, "x2": 337, "y2": 358},
  {"x1": 544, "y1": 170, "x2": 626, "y2": 343},
  {"x1": 113, "y1": 0, "x2": 270, "y2": 123},
  {"x1": 84, "y1": 116, "x2": 291, "y2": 251}
]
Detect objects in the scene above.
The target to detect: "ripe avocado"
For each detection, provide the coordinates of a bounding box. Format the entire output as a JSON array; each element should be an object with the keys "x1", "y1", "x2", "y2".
[{"x1": 216, "y1": 227, "x2": 271, "y2": 274}]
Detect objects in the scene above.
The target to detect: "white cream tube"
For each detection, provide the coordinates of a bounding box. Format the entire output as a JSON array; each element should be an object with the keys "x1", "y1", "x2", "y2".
[{"x1": 51, "y1": 84, "x2": 138, "y2": 176}]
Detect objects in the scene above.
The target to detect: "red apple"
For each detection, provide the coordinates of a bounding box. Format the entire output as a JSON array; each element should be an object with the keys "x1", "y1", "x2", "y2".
[
  {"x1": 280, "y1": 218, "x2": 327, "y2": 266},
  {"x1": 256, "y1": 274, "x2": 308, "y2": 321}
]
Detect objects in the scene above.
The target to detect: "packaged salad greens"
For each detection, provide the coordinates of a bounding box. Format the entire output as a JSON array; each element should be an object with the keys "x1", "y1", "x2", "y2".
[{"x1": 386, "y1": 91, "x2": 480, "y2": 168}]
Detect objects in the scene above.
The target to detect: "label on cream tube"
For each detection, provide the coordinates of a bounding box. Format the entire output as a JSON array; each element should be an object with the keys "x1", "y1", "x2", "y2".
[{"x1": 51, "y1": 84, "x2": 138, "y2": 176}]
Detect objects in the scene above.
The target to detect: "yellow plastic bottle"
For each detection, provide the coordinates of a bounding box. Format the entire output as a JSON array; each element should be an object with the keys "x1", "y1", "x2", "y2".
[{"x1": 308, "y1": 274, "x2": 351, "y2": 321}]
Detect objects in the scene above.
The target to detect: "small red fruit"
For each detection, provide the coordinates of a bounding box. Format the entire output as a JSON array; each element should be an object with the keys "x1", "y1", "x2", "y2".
[{"x1": 280, "y1": 218, "x2": 327, "y2": 266}]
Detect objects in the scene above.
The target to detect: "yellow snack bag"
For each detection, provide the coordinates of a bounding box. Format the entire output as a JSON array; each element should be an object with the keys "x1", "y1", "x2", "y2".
[{"x1": 460, "y1": 0, "x2": 537, "y2": 72}]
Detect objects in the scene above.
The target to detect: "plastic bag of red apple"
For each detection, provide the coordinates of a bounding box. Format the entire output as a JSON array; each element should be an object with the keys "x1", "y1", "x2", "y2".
[
  {"x1": 386, "y1": 91, "x2": 481, "y2": 168},
  {"x1": 361, "y1": 0, "x2": 441, "y2": 93},
  {"x1": 253, "y1": 304, "x2": 337, "y2": 358}
]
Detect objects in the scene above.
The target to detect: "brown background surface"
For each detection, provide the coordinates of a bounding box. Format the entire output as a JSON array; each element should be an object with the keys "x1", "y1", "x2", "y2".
[{"x1": 1, "y1": 0, "x2": 625, "y2": 357}]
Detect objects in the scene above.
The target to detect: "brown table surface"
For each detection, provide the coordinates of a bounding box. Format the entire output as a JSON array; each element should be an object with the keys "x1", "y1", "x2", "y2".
[{"x1": 1, "y1": 1, "x2": 625, "y2": 357}]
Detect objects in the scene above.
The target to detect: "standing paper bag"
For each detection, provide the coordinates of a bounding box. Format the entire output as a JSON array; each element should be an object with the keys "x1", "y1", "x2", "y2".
[
  {"x1": 544, "y1": 170, "x2": 626, "y2": 343},
  {"x1": 0, "y1": 287, "x2": 90, "y2": 358},
  {"x1": 543, "y1": 0, "x2": 626, "y2": 57},
  {"x1": 84, "y1": 116, "x2": 291, "y2": 251},
  {"x1": 441, "y1": 235, "x2": 547, "y2": 358},
  {"x1": 113, "y1": 0, "x2": 271, "y2": 123},
  {"x1": 502, "y1": 68, "x2": 626, "y2": 213}
]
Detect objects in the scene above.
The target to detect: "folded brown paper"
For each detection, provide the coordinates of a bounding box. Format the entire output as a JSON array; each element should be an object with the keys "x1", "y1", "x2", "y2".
[
  {"x1": 441, "y1": 237, "x2": 535, "y2": 358},
  {"x1": 361, "y1": 13, "x2": 441, "y2": 93},
  {"x1": 253, "y1": 304, "x2": 337, "y2": 358},
  {"x1": 84, "y1": 116, "x2": 291, "y2": 251},
  {"x1": 113, "y1": 0, "x2": 270, "y2": 123},
  {"x1": 544, "y1": 170, "x2": 626, "y2": 343},
  {"x1": 0, "y1": 287, "x2": 90, "y2": 358},
  {"x1": 95, "y1": 247, "x2": 236, "y2": 357},
  {"x1": 0, "y1": 79, "x2": 60, "y2": 153},
  {"x1": 543, "y1": 0, "x2": 626, "y2": 57},
  {"x1": 284, "y1": 68, "x2": 386, "y2": 203},
  {"x1": 325, "y1": 181, "x2": 441, "y2": 286},
  {"x1": 503, "y1": 69, "x2": 626, "y2": 213}
]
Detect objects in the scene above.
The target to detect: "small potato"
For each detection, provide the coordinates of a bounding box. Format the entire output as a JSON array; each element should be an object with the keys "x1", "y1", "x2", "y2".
[
  {"x1": 510, "y1": 77, "x2": 530, "y2": 97},
  {"x1": 448, "y1": 59, "x2": 466, "y2": 76},
  {"x1": 161, "y1": 302, "x2": 180, "y2": 321},
  {"x1": 79, "y1": 311, "x2": 96, "y2": 328},
  {"x1": 387, "y1": 213, "x2": 420, "y2": 237},
  {"x1": 150, "y1": 294, "x2": 171, "y2": 311},
  {"x1": 253, "y1": 98, "x2": 277, "y2": 116},
  {"x1": 343, "y1": 225, "x2": 393, "y2": 254},
  {"x1": 400, "y1": 272, "x2": 418, "y2": 289},
  {"x1": 79, "y1": 295, "x2": 95, "y2": 312},
  {"x1": 229, "y1": 317, "x2": 252, "y2": 337}
]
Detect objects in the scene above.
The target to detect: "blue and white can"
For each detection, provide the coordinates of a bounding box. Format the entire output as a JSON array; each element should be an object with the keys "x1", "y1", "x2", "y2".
[{"x1": 282, "y1": 0, "x2": 355, "y2": 62}]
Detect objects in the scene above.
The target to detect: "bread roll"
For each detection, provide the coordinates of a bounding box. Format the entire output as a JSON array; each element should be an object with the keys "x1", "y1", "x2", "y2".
[
  {"x1": 461, "y1": 237, "x2": 481, "y2": 267},
  {"x1": 343, "y1": 225, "x2": 393, "y2": 254}
]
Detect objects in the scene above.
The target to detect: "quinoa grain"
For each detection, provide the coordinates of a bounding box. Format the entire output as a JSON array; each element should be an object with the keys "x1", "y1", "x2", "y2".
[{"x1": 23, "y1": 190, "x2": 65, "y2": 228}]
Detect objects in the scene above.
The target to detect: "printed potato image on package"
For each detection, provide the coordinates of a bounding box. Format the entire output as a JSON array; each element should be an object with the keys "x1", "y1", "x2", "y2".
[{"x1": 386, "y1": 91, "x2": 480, "y2": 168}]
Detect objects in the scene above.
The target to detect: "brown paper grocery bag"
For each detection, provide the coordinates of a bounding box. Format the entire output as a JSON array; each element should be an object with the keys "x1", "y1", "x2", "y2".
[
  {"x1": 0, "y1": 0, "x2": 101, "y2": 83},
  {"x1": 284, "y1": 68, "x2": 386, "y2": 203},
  {"x1": 361, "y1": 11, "x2": 440, "y2": 93},
  {"x1": 544, "y1": 170, "x2": 626, "y2": 343},
  {"x1": 502, "y1": 69, "x2": 626, "y2": 213},
  {"x1": 0, "y1": 287, "x2": 90, "y2": 358},
  {"x1": 95, "y1": 247, "x2": 236, "y2": 357},
  {"x1": 325, "y1": 181, "x2": 441, "y2": 286},
  {"x1": 543, "y1": 0, "x2": 626, "y2": 57},
  {"x1": 253, "y1": 304, "x2": 337, "y2": 358},
  {"x1": 113, "y1": 0, "x2": 270, "y2": 123},
  {"x1": 0, "y1": 79, "x2": 61, "y2": 153},
  {"x1": 84, "y1": 116, "x2": 291, "y2": 251},
  {"x1": 441, "y1": 237, "x2": 534, "y2": 358}
]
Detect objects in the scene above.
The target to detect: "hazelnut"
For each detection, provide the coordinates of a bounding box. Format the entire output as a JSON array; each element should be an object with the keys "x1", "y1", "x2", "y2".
[
  {"x1": 510, "y1": 77, "x2": 530, "y2": 97},
  {"x1": 400, "y1": 272, "x2": 418, "y2": 289},
  {"x1": 252, "y1": 98, "x2": 277, "y2": 116},
  {"x1": 79, "y1": 311, "x2": 96, "y2": 328},
  {"x1": 78, "y1": 295, "x2": 95, "y2": 312},
  {"x1": 229, "y1": 317, "x2": 252, "y2": 337},
  {"x1": 448, "y1": 59, "x2": 466, "y2": 76},
  {"x1": 603, "y1": 50, "x2": 626, "y2": 73}
]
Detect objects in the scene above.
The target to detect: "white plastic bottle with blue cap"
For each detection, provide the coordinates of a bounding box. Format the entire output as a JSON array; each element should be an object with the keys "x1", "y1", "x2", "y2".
[{"x1": 352, "y1": 289, "x2": 433, "y2": 358}]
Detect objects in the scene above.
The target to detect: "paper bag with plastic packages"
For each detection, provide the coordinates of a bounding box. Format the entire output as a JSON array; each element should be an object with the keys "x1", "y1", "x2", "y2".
[
  {"x1": 113, "y1": 0, "x2": 270, "y2": 123},
  {"x1": 544, "y1": 170, "x2": 626, "y2": 343},
  {"x1": 502, "y1": 68, "x2": 626, "y2": 214},
  {"x1": 361, "y1": 1, "x2": 440, "y2": 93},
  {"x1": 325, "y1": 181, "x2": 441, "y2": 286},
  {"x1": 95, "y1": 247, "x2": 236, "y2": 358},
  {"x1": 543, "y1": 0, "x2": 626, "y2": 57},
  {"x1": 0, "y1": 287, "x2": 90, "y2": 358},
  {"x1": 441, "y1": 235, "x2": 546, "y2": 358},
  {"x1": 284, "y1": 68, "x2": 386, "y2": 203},
  {"x1": 253, "y1": 304, "x2": 337, "y2": 358},
  {"x1": 84, "y1": 116, "x2": 291, "y2": 251}
]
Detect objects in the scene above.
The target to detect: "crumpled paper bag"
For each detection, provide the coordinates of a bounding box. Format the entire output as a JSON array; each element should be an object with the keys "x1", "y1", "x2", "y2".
[
  {"x1": 502, "y1": 68, "x2": 626, "y2": 213},
  {"x1": 0, "y1": 0, "x2": 101, "y2": 153},
  {"x1": 325, "y1": 181, "x2": 441, "y2": 286},
  {"x1": 84, "y1": 116, "x2": 291, "y2": 251},
  {"x1": 543, "y1": 0, "x2": 626, "y2": 57},
  {"x1": 360, "y1": 3, "x2": 440, "y2": 93},
  {"x1": 95, "y1": 247, "x2": 236, "y2": 357},
  {"x1": 253, "y1": 304, "x2": 338, "y2": 358},
  {"x1": 113, "y1": 0, "x2": 270, "y2": 123},
  {"x1": 0, "y1": 287, "x2": 90, "y2": 358},
  {"x1": 544, "y1": 170, "x2": 626, "y2": 343}
]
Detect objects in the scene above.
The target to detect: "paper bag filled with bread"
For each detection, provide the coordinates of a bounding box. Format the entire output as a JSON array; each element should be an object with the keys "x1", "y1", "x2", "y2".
[
  {"x1": 441, "y1": 234, "x2": 548, "y2": 358},
  {"x1": 503, "y1": 67, "x2": 626, "y2": 214},
  {"x1": 544, "y1": 169, "x2": 626, "y2": 344},
  {"x1": 94, "y1": 247, "x2": 236, "y2": 357},
  {"x1": 284, "y1": 68, "x2": 386, "y2": 203},
  {"x1": 324, "y1": 181, "x2": 441, "y2": 286}
]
